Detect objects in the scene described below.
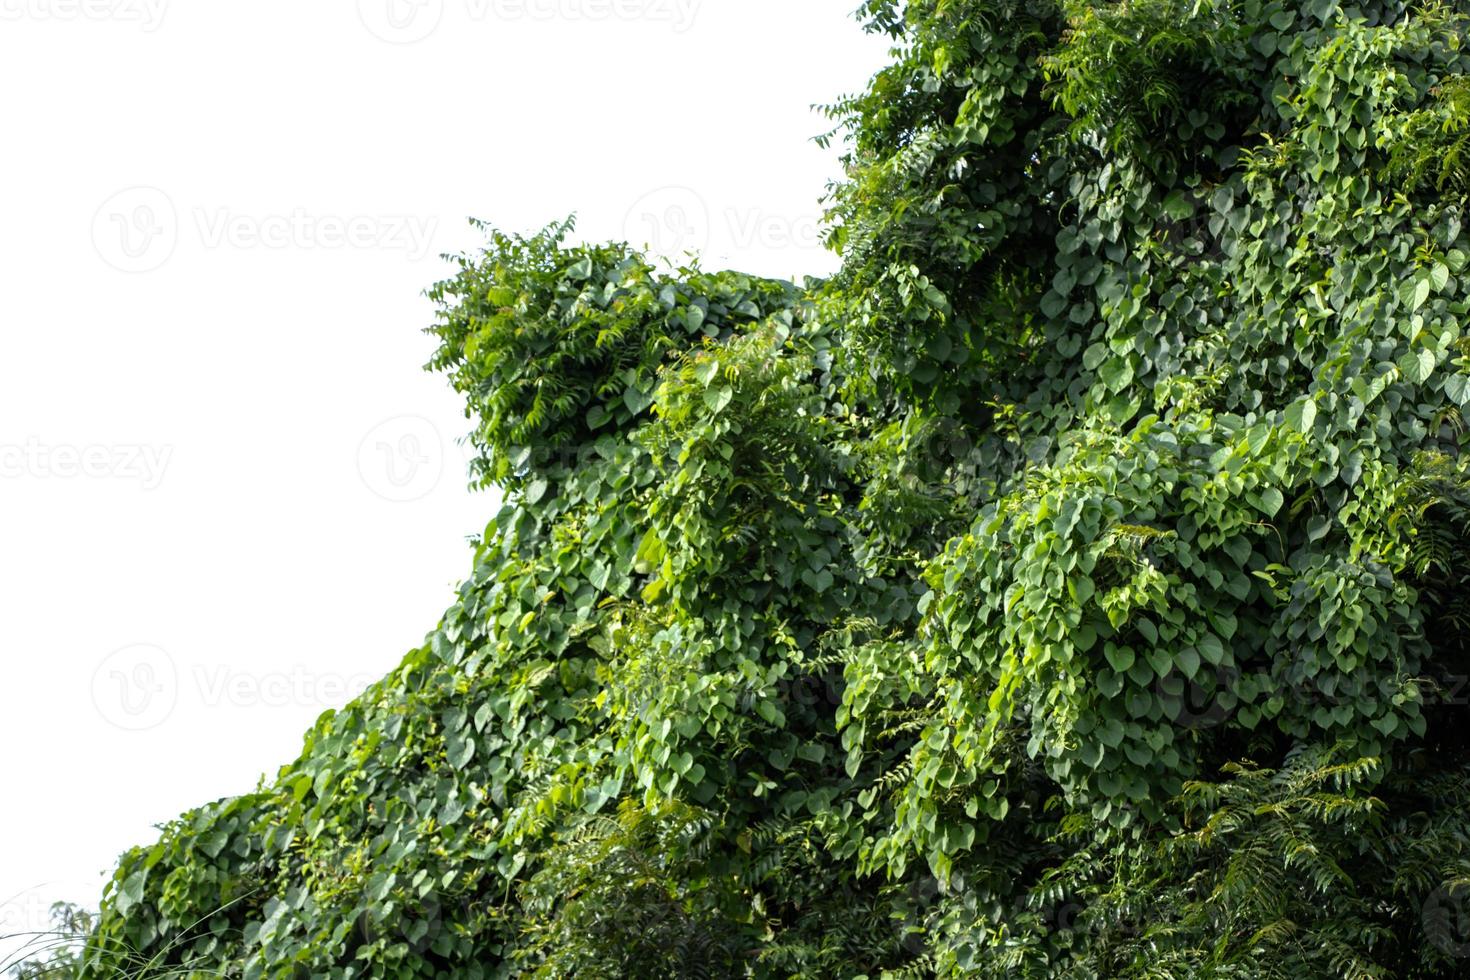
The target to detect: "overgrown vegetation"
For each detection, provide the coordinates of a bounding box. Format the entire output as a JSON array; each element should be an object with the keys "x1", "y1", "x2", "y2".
[{"x1": 21, "y1": 0, "x2": 1470, "y2": 975}]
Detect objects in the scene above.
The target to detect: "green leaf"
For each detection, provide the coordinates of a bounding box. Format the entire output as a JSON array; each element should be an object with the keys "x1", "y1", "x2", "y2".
[
  {"x1": 1161, "y1": 190, "x2": 1194, "y2": 220},
  {"x1": 1098, "y1": 356, "x2": 1134, "y2": 392},
  {"x1": 623, "y1": 385, "x2": 655, "y2": 415},
  {"x1": 703, "y1": 385, "x2": 734, "y2": 414},
  {"x1": 803, "y1": 568, "x2": 835, "y2": 593},
  {"x1": 1431, "y1": 262, "x2": 1451, "y2": 291},
  {"x1": 1176, "y1": 647, "x2": 1201, "y2": 678},
  {"x1": 633, "y1": 528, "x2": 666, "y2": 574},
  {"x1": 1445, "y1": 374, "x2": 1470, "y2": 406},
  {"x1": 447, "y1": 734, "x2": 475, "y2": 770},
  {"x1": 1106, "y1": 646, "x2": 1136, "y2": 672},
  {"x1": 1284, "y1": 398, "x2": 1318, "y2": 433},
  {"x1": 1197, "y1": 633, "x2": 1225, "y2": 665},
  {"x1": 1400, "y1": 347, "x2": 1436, "y2": 384},
  {"x1": 118, "y1": 870, "x2": 147, "y2": 913}
]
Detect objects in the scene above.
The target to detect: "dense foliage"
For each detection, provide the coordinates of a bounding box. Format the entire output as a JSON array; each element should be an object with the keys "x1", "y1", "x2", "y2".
[{"x1": 25, "y1": 0, "x2": 1470, "y2": 975}]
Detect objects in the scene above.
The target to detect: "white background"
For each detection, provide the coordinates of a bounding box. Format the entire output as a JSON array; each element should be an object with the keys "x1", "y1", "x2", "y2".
[{"x1": 0, "y1": 0, "x2": 887, "y2": 966}]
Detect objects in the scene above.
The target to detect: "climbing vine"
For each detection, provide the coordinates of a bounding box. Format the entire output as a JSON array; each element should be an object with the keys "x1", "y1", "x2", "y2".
[{"x1": 24, "y1": 1, "x2": 1470, "y2": 977}]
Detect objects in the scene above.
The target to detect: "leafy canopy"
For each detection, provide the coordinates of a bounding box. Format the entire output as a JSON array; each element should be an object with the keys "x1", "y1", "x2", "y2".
[{"x1": 26, "y1": 0, "x2": 1470, "y2": 977}]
